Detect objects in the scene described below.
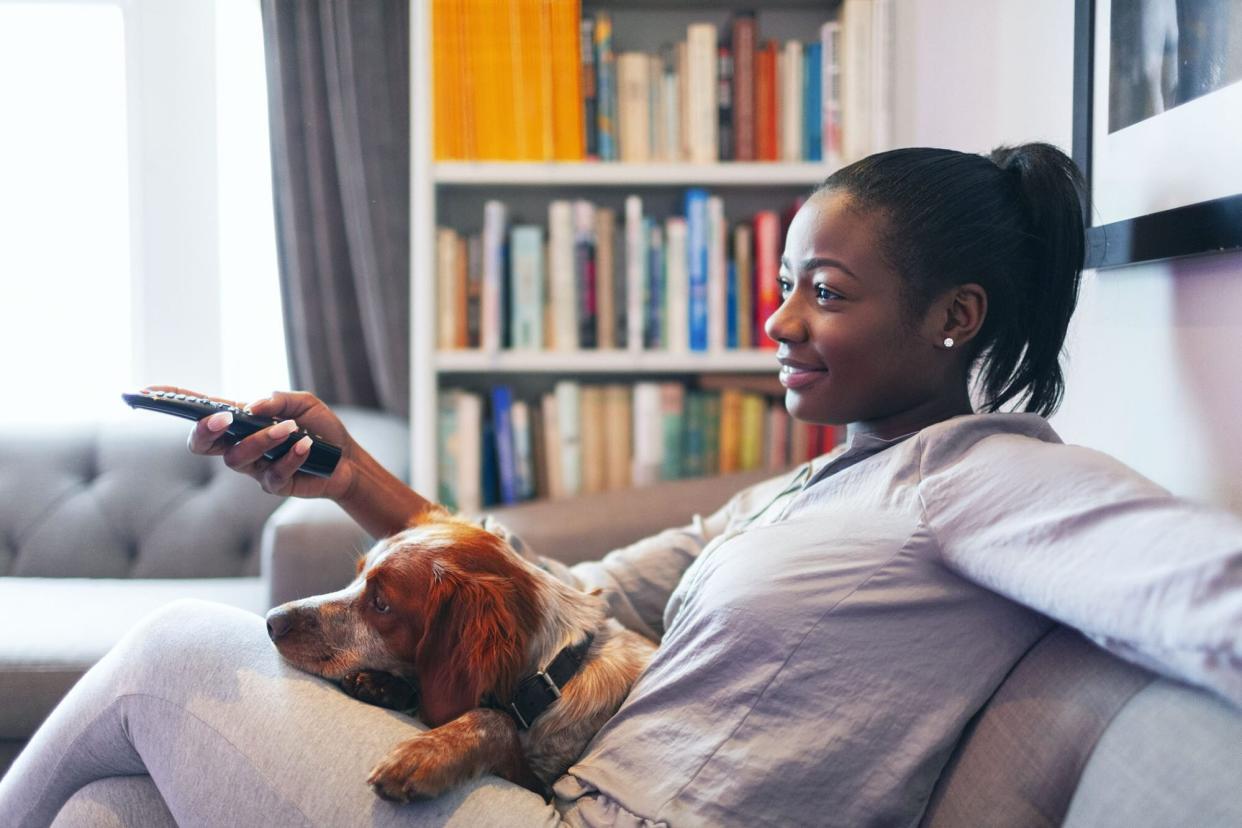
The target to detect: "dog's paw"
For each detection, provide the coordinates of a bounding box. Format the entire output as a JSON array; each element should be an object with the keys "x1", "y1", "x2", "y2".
[
  {"x1": 340, "y1": 671, "x2": 419, "y2": 712},
  {"x1": 366, "y1": 736, "x2": 466, "y2": 803}
]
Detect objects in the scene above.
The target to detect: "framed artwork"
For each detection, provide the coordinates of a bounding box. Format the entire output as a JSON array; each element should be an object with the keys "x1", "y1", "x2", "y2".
[{"x1": 1072, "y1": 0, "x2": 1242, "y2": 269}]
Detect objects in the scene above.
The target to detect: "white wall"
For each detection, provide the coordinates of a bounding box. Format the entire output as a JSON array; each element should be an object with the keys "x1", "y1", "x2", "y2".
[{"x1": 896, "y1": 0, "x2": 1242, "y2": 513}]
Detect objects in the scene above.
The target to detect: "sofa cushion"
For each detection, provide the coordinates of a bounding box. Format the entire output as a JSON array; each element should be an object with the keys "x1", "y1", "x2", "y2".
[
  {"x1": 921, "y1": 626, "x2": 1155, "y2": 827},
  {"x1": 0, "y1": 577, "x2": 266, "y2": 740},
  {"x1": 1062, "y1": 679, "x2": 1242, "y2": 827}
]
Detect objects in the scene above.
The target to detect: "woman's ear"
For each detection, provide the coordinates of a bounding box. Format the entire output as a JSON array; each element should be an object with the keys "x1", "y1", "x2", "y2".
[
  {"x1": 413, "y1": 567, "x2": 529, "y2": 728},
  {"x1": 930, "y1": 283, "x2": 987, "y2": 349}
]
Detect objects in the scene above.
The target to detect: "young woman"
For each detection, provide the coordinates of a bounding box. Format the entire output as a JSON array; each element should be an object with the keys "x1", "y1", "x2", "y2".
[{"x1": 2, "y1": 143, "x2": 1239, "y2": 827}]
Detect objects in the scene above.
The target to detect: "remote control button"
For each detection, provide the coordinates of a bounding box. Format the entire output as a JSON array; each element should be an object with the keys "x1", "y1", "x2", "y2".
[{"x1": 175, "y1": 394, "x2": 187, "y2": 401}]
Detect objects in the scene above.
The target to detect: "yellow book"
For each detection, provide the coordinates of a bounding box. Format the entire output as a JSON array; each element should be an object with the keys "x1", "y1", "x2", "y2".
[
  {"x1": 719, "y1": 387, "x2": 743, "y2": 473},
  {"x1": 739, "y1": 393, "x2": 765, "y2": 470},
  {"x1": 432, "y1": 0, "x2": 452, "y2": 159},
  {"x1": 549, "y1": 0, "x2": 584, "y2": 160}
]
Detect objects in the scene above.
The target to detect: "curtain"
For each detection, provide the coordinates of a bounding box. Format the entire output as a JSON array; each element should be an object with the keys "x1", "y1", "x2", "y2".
[{"x1": 259, "y1": 0, "x2": 410, "y2": 417}]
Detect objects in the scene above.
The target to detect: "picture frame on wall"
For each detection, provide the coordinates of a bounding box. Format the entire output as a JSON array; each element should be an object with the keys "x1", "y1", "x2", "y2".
[{"x1": 1072, "y1": 0, "x2": 1242, "y2": 269}]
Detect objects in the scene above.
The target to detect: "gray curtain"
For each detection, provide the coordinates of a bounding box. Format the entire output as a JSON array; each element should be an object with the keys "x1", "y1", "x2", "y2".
[{"x1": 259, "y1": 0, "x2": 409, "y2": 417}]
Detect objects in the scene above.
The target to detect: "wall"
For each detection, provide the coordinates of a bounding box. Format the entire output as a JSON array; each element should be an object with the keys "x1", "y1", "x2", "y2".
[{"x1": 895, "y1": 0, "x2": 1242, "y2": 512}]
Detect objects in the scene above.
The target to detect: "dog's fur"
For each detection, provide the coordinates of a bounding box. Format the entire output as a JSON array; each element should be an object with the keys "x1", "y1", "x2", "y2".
[{"x1": 265, "y1": 508, "x2": 655, "y2": 802}]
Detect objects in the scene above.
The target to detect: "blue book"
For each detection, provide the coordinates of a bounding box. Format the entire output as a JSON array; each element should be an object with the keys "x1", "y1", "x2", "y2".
[
  {"x1": 490, "y1": 385, "x2": 518, "y2": 505},
  {"x1": 480, "y1": 414, "x2": 499, "y2": 507},
  {"x1": 684, "y1": 188, "x2": 710, "y2": 351},
  {"x1": 595, "y1": 13, "x2": 618, "y2": 162},
  {"x1": 804, "y1": 42, "x2": 822, "y2": 162},
  {"x1": 726, "y1": 259, "x2": 738, "y2": 349}
]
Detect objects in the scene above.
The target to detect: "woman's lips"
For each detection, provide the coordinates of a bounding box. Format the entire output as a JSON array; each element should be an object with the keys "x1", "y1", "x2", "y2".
[{"x1": 779, "y1": 364, "x2": 829, "y2": 389}]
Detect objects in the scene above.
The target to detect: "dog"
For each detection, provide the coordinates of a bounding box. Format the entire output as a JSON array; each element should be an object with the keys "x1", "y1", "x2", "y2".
[{"x1": 264, "y1": 508, "x2": 655, "y2": 803}]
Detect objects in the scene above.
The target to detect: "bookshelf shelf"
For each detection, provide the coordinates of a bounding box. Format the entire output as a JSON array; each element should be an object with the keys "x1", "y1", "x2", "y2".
[
  {"x1": 434, "y1": 161, "x2": 833, "y2": 187},
  {"x1": 436, "y1": 349, "x2": 780, "y2": 374}
]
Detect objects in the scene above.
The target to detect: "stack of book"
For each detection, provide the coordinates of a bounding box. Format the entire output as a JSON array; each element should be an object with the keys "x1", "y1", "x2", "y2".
[
  {"x1": 432, "y1": 0, "x2": 894, "y2": 164},
  {"x1": 437, "y1": 380, "x2": 843, "y2": 512},
  {"x1": 436, "y1": 190, "x2": 803, "y2": 353}
]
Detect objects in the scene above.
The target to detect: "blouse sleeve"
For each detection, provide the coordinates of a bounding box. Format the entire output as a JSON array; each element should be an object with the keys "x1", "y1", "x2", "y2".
[{"x1": 917, "y1": 430, "x2": 1242, "y2": 707}]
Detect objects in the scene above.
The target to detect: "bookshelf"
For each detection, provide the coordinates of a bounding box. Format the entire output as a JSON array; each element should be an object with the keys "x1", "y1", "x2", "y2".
[{"x1": 409, "y1": 0, "x2": 879, "y2": 505}]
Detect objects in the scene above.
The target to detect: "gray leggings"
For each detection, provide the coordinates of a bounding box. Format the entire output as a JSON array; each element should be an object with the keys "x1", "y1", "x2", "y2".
[{"x1": 0, "y1": 600, "x2": 566, "y2": 827}]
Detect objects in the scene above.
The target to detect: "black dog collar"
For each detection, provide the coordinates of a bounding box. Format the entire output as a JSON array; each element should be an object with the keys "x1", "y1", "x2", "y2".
[{"x1": 495, "y1": 634, "x2": 595, "y2": 730}]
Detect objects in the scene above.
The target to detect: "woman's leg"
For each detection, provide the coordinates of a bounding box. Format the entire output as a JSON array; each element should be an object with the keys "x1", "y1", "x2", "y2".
[{"x1": 0, "y1": 599, "x2": 563, "y2": 828}]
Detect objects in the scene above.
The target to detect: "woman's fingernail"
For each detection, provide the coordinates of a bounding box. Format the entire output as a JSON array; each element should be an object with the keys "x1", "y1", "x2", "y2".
[
  {"x1": 293, "y1": 435, "x2": 312, "y2": 456},
  {"x1": 271, "y1": 419, "x2": 298, "y2": 439},
  {"x1": 206, "y1": 411, "x2": 233, "y2": 432}
]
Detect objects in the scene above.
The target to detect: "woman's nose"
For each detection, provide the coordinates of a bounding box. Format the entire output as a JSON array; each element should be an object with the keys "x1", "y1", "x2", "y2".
[{"x1": 764, "y1": 295, "x2": 807, "y2": 345}]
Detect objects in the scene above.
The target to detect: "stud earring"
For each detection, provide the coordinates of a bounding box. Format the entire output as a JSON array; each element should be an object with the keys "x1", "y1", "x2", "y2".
[{"x1": 943, "y1": 337, "x2": 955, "y2": 348}]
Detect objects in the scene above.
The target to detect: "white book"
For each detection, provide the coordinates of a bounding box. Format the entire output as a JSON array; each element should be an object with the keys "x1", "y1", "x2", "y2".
[
  {"x1": 662, "y1": 56, "x2": 680, "y2": 162},
  {"x1": 871, "y1": 0, "x2": 895, "y2": 153},
  {"x1": 455, "y1": 391, "x2": 482, "y2": 514},
  {"x1": 781, "y1": 40, "x2": 804, "y2": 162},
  {"x1": 663, "y1": 217, "x2": 689, "y2": 352},
  {"x1": 436, "y1": 228, "x2": 459, "y2": 350},
  {"x1": 541, "y1": 392, "x2": 564, "y2": 500},
  {"x1": 707, "y1": 196, "x2": 727, "y2": 352},
  {"x1": 821, "y1": 21, "x2": 843, "y2": 167},
  {"x1": 841, "y1": 0, "x2": 874, "y2": 162},
  {"x1": 686, "y1": 23, "x2": 718, "y2": 163},
  {"x1": 509, "y1": 225, "x2": 544, "y2": 350},
  {"x1": 481, "y1": 200, "x2": 507, "y2": 353},
  {"x1": 547, "y1": 200, "x2": 578, "y2": 351},
  {"x1": 648, "y1": 54, "x2": 663, "y2": 161},
  {"x1": 617, "y1": 52, "x2": 651, "y2": 163},
  {"x1": 624, "y1": 195, "x2": 646, "y2": 353},
  {"x1": 555, "y1": 380, "x2": 582, "y2": 496},
  {"x1": 631, "y1": 381, "x2": 664, "y2": 486}
]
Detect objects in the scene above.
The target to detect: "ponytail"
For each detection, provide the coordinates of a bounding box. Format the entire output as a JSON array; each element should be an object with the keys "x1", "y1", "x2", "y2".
[{"x1": 817, "y1": 142, "x2": 1087, "y2": 417}]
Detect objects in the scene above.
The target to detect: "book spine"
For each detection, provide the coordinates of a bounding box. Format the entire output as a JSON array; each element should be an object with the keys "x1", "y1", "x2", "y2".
[
  {"x1": 603, "y1": 384, "x2": 633, "y2": 490},
  {"x1": 804, "y1": 41, "x2": 823, "y2": 162},
  {"x1": 781, "y1": 40, "x2": 804, "y2": 161},
  {"x1": 550, "y1": 0, "x2": 583, "y2": 160},
  {"x1": 756, "y1": 41, "x2": 778, "y2": 161},
  {"x1": 734, "y1": 223, "x2": 753, "y2": 349},
  {"x1": 686, "y1": 23, "x2": 718, "y2": 163},
  {"x1": 739, "y1": 393, "x2": 764, "y2": 470},
  {"x1": 659, "y1": 382, "x2": 685, "y2": 480},
  {"x1": 662, "y1": 45, "x2": 680, "y2": 162},
  {"x1": 717, "y1": 43, "x2": 733, "y2": 162},
  {"x1": 595, "y1": 207, "x2": 616, "y2": 348},
  {"x1": 822, "y1": 21, "x2": 843, "y2": 166},
  {"x1": 617, "y1": 52, "x2": 651, "y2": 162},
  {"x1": 754, "y1": 211, "x2": 780, "y2": 350},
  {"x1": 594, "y1": 12, "x2": 617, "y2": 162},
  {"x1": 719, "y1": 387, "x2": 742, "y2": 473},
  {"x1": 509, "y1": 225, "x2": 544, "y2": 349},
  {"x1": 645, "y1": 221, "x2": 665, "y2": 350},
  {"x1": 454, "y1": 234, "x2": 469, "y2": 348},
  {"x1": 731, "y1": 12, "x2": 756, "y2": 162},
  {"x1": 703, "y1": 392, "x2": 721, "y2": 475},
  {"x1": 631, "y1": 382, "x2": 663, "y2": 486},
  {"x1": 555, "y1": 380, "x2": 582, "y2": 496},
  {"x1": 624, "y1": 195, "x2": 646, "y2": 352},
  {"x1": 510, "y1": 399, "x2": 534, "y2": 500},
  {"x1": 663, "y1": 217, "x2": 689, "y2": 352},
  {"x1": 707, "y1": 195, "x2": 727, "y2": 352},
  {"x1": 580, "y1": 386, "x2": 606, "y2": 494},
  {"x1": 685, "y1": 188, "x2": 709, "y2": 351},
  {"x1": 841, "y1": 0, "x2": 874, "y2": 162},
  {"x1": 436, "y1": 227, "x2": 459, "y2": 349},
  {"x1": 456, "y1": 391, "x2": 482, "y2": 514},
  {"x1": 580, "y1": 16, "x2": 597, "y2": 159},
  {"x1": 766, "y1": 399, "x2": 789, "y2": 472},
  {"x1": 466, "y1": 234, "x2": 483, "y2": 348},
  {"x1": 540, "y1": 391, "x2": 564, "y2": 499},
  {"x1": 684, "y1": 391, "x2": 705, "y2": 477},
  {"x1": 482, "y1": 200, "x2": 508, "y2": 353},
  {"x1": 548, "y1": 200, "x2": 578, "y2": 350},
  {"x1": 437, "y1": 391, "x2": 458, "y2": 509},
  {"x1": 573, "y1": 200, "x2": 597, "y2": 349},
  {"x1": 490, "y1": 385, "x2": 518, "y2": 505},
  {"x1": 649, "y1": 54, "x2": 663, "y2": 161},
  {"x1": 726, "y1": 259, "x2": 738, "y2": 349}
]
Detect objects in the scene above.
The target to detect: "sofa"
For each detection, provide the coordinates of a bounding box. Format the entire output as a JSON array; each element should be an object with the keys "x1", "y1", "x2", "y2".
[{"x1": 3, "y1": 418, "x2": 1240, "y2": 826}]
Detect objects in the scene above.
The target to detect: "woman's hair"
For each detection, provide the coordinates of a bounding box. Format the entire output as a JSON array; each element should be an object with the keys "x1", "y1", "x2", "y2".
[{"x1": 815, "y1": 143, "x2": 1086, "y2": 417}]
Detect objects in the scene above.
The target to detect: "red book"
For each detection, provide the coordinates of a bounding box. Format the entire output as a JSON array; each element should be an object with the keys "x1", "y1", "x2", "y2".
[
  {"x1": 753, "y1": 210, "x2": 781, "y2": 349},
  {"x1": 755, "y1": 41, "x2": 779, "y2": 161},
  {"x1": 731, "y1": 13, "x2": 756, "y2": 162}
]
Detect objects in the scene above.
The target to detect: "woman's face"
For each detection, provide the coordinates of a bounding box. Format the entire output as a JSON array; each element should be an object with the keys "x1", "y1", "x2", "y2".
[{"x1": 764, "y1": 190, "x2": 950, "y2": 430}]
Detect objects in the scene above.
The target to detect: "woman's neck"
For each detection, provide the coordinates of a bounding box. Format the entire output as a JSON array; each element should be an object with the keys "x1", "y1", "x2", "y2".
[{"x1": 851, "y1": 386, "x2": 975, "y2": 442}]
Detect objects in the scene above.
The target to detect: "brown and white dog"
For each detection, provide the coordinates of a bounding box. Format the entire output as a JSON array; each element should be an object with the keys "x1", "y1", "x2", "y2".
[{"x1": 264, "y1": 508, "x2": 655, "y2": 803}]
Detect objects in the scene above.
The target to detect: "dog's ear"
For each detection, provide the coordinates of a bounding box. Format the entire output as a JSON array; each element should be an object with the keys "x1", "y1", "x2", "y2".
[{"x1": 414, "y1": 564, "x2": 531, "y2": 727}]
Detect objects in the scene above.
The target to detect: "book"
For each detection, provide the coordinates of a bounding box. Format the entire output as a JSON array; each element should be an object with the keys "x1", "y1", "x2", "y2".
[
  {"x1": 595, "y1": 207, "x2": 617, "y2": 348},
  {"x1": 573, "y1": 200, "x2": 598, "y2": 349},
  {"x1": 756, "y1": 40, "x2": 778, "y2": 161},
  {"x1": 580, "y1": 385, "x2": 607, "y2": 493},
  {"x1": 780, "y1": 40, "x2": 804, "y2": 162},
  {"x1": 541, "y1": 391, "x2": 565, "y2": 499},
  {"x1": 555, "y1": 380, "x2": 582, "y2": 496},
  {"x1": 660, "y1": 45, "x2": 680, "y2": 162},
  {"x1": 594, "y1": 12, "x2": 618, "y2": 161},
  {"x1": 645, "y1": 221, "x2": 665, "y2": 349},
  {"x1": 580, "y1": 16, "x2": 598, "y2": 158},
  {"x1": 509, "y1": 225, "x2": 544, "y2": 350},
  {"x1": 529, "y1": 398, "x2": 548, "y2": 499},
  {"x1": 511, "y1": 399, "x2": 534, "y2": 501},
  {"x1": 734, "y1": 223, "x2": 753, "y2": 349},
  {"x1": 663, "y1": 217, "x2": 689, "y2": 353},
  {"x1": 821, "y1": 21, "x2": 843, "y2": 166},
  {"x1": 548, "y1": 200, "x2": 578, "y2": 350},
  {"x1": 481, "y1": 200, "x2": 508, "y2": 352},
  {"x1": 617, "y1": 52, "x2": 651, "y2": 162},
  {"x1": 455, "y1": 390, "x2": 482, "y2": 514},
  {"x1": 683, "y1": 391, "x2": 706, "y2": 477},
  {"x1": 841, "y1": 0, "x2": 874, "y2": 162},
  {"x1": 753, "y1": 210, "x2": 781, "y2": 350},
  {"x1": 686, "y1": 23, "x2": 718, "y2": 163},
  {"x1": 717, "y1": 42, "x2": 734, "y2": 161},
  {"x1": 631, "y1": 381, "x2": 663, "y2": 485},
  {"x1": 726, "y1": 259, "x2": 738, "y2": 349},
  {"x1": 466, "y1": 234, "x2": 482, "y2": 348},
  {"x1": 685, "y1": 188, "x2": 709, "y2": 351},
  {"x1": 703, "y1": 391, "x2": 721, "y2": 474},
  {"x1": 603, "y1": 384, "x2": 633, "y2": 490},
  {"x1": 804, "y1": 40, "x2": 823, "y2": 162},
  {"x1": 549, "y1": 0, "x2": 583, "y2": 160},
  {"x1": 436, "y1": 227, "x2": 460, "y2": 349},
  {"x1": 707, "y1": 195, "x2": 727, "y2": 352},
  {"x1": 490, "y1": 385, "x2": 518, "y2": 505},
  {"x1": 454, "y1": 234, "x2": 469, "y2": 348},
  {"x1": 740, "y1": 392, "x2": 765, "y2": 470},
  {"x1": 624, "y1": 195, "x2": 646, "y2": 352},
  {"x1": 719, "y1": 387, "x2": 743, "y2": 473},
  {"x1": 766, "y1": 399, "x2": 789, "y2": 472},
  {"x1": 437, "y1": 392, "x2": 457, "y2": 508},
  {"x1": 660, "y1": 383, "x2": 685, "y2": 480},
  {"x1": 731, "y1": 12, "x2": 756, "y2": 162}
]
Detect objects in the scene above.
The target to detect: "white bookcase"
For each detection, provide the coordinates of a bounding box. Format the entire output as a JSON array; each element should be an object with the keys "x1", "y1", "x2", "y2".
[{"x1": 408, "y1": 1, "x2": 848, "y2": 499}]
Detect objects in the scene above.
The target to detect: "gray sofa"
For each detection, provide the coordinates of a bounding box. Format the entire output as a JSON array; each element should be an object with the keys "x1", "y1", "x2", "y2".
[{"x1": 3, "y1": 419, "x2": 1240, "y2": 825}]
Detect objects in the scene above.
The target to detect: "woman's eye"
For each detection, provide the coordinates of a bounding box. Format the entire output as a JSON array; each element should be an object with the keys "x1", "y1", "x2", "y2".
[
  {"x1": 372, "y1": 593, "x2": 390, "y2": 613},
  {"x1": 816, "y1": 285, "x2": 841, "y2": 302},
  {"x1": 778, "y1": 278, "x2": 792, "y2": 298}
]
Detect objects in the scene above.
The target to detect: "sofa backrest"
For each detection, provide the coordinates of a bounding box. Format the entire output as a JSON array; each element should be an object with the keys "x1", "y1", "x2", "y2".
[{"x1": 0, "y1": 417, "x2": 284, "y2": 578}]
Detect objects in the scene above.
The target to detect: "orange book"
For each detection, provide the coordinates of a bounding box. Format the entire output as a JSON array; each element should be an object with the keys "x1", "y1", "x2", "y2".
[
  {"x1": 755, "y1": 40, "x2": 779, "y2": 161},
  {"x1": 432, "y1": 0, "x2": 452, "y2": 159},
  {"x1": 718, "y1": 388, "x2": 743, "y2": 473},
  {"x1": 549, "y1": 0, "x2": 584, "y2": 160}
]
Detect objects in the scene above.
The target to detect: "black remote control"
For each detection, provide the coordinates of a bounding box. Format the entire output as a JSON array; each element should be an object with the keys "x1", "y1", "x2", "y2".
[{"x1": 121, "y1": 389, "x2": 342, "y2": 478}]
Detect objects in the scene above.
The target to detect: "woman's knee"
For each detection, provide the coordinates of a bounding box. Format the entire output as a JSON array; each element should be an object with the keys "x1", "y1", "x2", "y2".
[{"x1": 108, "y1": 599, "x2": 272, "y2": 681}]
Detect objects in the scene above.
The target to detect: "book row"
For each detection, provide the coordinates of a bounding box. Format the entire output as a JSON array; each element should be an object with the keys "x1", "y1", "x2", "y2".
[
  {"x1": 437, "y1": 381, "x2": 843, "y2": 512},
  {"x1": 437, "y1": 191, "x2": 805, "y2": 353},
  {"x1": 432, "y1": 0, "x2": 894, "y2": 164}
]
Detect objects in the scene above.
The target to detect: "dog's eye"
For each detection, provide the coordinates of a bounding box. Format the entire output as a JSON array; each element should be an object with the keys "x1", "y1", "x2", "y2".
[{"x1": 372, "y1": 593, "x2": 390, "y2": 614}]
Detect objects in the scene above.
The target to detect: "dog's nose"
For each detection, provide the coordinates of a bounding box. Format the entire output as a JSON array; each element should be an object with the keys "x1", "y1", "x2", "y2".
[{"x1": 266, "y1": 608, "x2": 293, "y2": 641}]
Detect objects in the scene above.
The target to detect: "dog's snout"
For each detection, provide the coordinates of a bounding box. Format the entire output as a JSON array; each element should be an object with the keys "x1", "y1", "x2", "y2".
[{"x1": 266, "y1": 607, "x2": 294, "y2": 641}]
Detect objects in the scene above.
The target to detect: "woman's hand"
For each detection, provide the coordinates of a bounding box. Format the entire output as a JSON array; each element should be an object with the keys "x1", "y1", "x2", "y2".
[{"x1": 145, "y1": 386, "x2": 358, "y2": 502}]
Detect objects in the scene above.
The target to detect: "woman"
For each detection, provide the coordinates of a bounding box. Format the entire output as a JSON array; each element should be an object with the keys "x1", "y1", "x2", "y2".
[{"x1": 2, "y1": 143, "x2": 1239, "y2": 827}]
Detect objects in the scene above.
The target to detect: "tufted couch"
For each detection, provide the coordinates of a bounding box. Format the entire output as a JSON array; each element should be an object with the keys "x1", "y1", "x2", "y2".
[{"x1": 0, "y1": 407, "x2": 409, "y2": 774}]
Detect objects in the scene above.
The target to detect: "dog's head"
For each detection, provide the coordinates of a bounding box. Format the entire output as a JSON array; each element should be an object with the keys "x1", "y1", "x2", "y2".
[{"x1": 265, "y1": 516, "x2": 546, "y2": 726}]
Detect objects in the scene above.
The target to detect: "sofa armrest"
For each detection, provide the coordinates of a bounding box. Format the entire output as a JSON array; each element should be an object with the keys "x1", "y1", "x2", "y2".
[
  {"x1": 261, "y1": 497, "x2": 372, "y2": 608},
  {"x1": 483, "y1": 469, "x2": 773, "y2": 566}
]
